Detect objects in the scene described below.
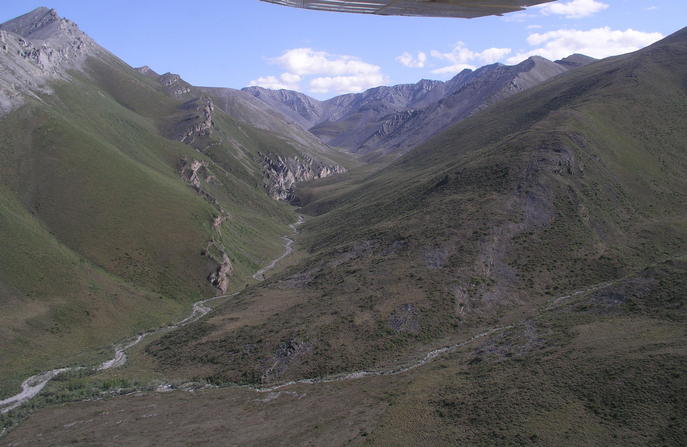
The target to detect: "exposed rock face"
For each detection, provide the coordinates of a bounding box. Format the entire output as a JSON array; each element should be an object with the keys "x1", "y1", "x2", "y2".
[
  {"x1": 177, "y1": 96, "x2": 215, "y2": 144},
  {"x1": 177, "y1": 157, "x2": 234, "y2": 292},
  {"x1": 177, "y1": 158, "x2": 229, "y2": 219},
  {"x1": 178, "y1": 159, "x2": 208, "y2": 189},
  {"x1": 373, "y1": 109, "x2": 421, "y2": 138},
  {"x1": 242, "y1": 86, "x2": 325, "y2": 129},
  {"x1": 261, "y1": 154, "x2": 345, "y2": 201},
  {"x1": 158, "y1": 72, "x2": 192, "y2": 98},
  {"x1": 0, "y1": 7, "x2": 99, "y2": 114},
  {"x1": 208, "y1": 253, "x2": 233, "y2": 293},
  {"x1": 213, "y1": 214, "x2": 226, "y2": 229}
]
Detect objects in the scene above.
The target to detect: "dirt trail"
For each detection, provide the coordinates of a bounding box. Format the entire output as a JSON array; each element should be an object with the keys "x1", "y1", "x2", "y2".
[{"x1": 0, "y1": 216, "x2": 304, "y2": 415}]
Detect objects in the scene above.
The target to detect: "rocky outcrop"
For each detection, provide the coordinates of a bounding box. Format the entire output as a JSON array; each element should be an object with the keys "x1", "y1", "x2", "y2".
[
  {"x1": 177, "y1": 157, "x2": 233, "y2": 292},
  {"x1": 388, "y1": 304, "x2": 421, "y2": 333},
  {"x1": 261, "y1": 154, "x2": 345, "y2": 201},
  {"x1": 0, "y1": 8, "x2": 99, "y2": 114},
  {"x1": 178, "y1": 159, "x2": 209, "y2": 189},
  {"x1": 177, "y1": 158, "x2": 229, "y2": 217},
  {"x1": 208, "y1": 253, "x2": 233, "y2": 293},
  {"x1": 177, "y1": 96, "x2": 215, "y2": 144},
  {"x1": 158, "y1": 72, "x2": 192, "y2": 98}
]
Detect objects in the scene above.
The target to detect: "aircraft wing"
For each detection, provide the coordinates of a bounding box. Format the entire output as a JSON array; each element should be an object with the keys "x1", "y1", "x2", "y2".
[{"x1": 259, "y1": 0, "x2": 556, "y2": 18}]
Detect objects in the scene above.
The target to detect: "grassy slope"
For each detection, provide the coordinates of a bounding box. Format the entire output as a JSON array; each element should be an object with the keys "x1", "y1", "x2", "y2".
[
  {"x1": 0, "y1": 51, "x2": 322, "y2": 395},
  {"x1": 2, "y1": 28, "x2": 687, "y2": 447},
  {"x1": 4, "y1": 257, "x2": 685, "y2": 446},
  {"x1": 365, "y1": 258, "x2": 687, "y2": 446},
  {"x1": 144, "y1": 29, "x2": 687, "y2": 390}
]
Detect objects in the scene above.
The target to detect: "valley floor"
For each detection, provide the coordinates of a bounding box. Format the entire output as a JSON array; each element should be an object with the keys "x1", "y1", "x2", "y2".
[{"x1": 2, "y1": 233, "x2": 686, "y2": 445}]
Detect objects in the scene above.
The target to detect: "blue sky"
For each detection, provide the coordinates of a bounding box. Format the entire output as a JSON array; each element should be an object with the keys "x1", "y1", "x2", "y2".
[{"x1": 1, "y1": 0, "x2": 685, "y2": 99}]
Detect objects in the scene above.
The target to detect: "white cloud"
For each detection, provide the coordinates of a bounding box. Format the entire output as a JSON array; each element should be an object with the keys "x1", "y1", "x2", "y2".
[
  {"x1": 430, "y1": 42, "x2": 511, "y2": 76},
  {"x1": 309, "y1": 73, "x2": 387, "y2": 94},
  {"x1": 249, "y1": 48, "x2": 387, "y2": 95},
  {"x1": 538, "y1": 0, "x2": 609, "y2": 19},
  {"x1": 396, "y1": 51, "x2": 427, "y2": 68},
  {"x1": 272, "y1": 48, "x2": 381, "y2": 76},
  {"x1": 506, "y1": 27, "x2": 664, "y2": 65},
  {"x1": 248, "y1": 72, "x2": 301, "y2": 90}
]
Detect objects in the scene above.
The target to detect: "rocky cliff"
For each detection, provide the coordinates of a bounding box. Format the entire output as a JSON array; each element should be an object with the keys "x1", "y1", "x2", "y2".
[
  {"x1": 208, "y1": 252, "x2": 233, "y2": 293},
  {"x1": 176, "y1": 96, "x2": 215, "y2": 144},
  {"x1": 261, "y1": 154, "x2": 345, "y2": 201}
]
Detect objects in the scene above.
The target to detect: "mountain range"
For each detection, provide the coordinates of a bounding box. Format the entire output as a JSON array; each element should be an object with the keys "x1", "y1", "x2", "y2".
[
  {"x1": 1, "y1": 6, "x2": 686, "y2": 447},
  {"x1": 243, "y1": 53, "x2": 596, "y2": 157}
]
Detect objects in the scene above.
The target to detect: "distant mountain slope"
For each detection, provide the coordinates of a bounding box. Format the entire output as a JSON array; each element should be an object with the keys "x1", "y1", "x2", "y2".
[
  {"x1": 555, "y1": 53, "x2": 597, "y2": 68},
  {"x1": 244, "y1": 54, "x2": 595, "y2": 156},
  {"x1": 132, "y1": 66, "x2": 340, "y2": 164},
  {"x1": 241, "y1": 86, "x2": 326, "y2": 129},
  {"x1": 0, "y1": 7, "x2": 345, "y2": 396},
  {"x1": 335, "y1": 56, "x2": 570, "y2": 154}
]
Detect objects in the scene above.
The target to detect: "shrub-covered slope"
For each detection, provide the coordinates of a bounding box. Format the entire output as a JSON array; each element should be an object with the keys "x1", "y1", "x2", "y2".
[{"x1": 146, "y1": 26, "x2": 687, "y2": 388}]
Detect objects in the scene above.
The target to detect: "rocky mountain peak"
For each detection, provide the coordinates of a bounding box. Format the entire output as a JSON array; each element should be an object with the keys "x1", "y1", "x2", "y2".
[
  {"x1": 0, "y1": 7, "x2": 99, "y2": 115},
  {"x1": 0, "y1": 7, "x2": 82, "y2": 42},
  {"x1": 555, "y1": 54, "x2": 597, "y2": 68}
]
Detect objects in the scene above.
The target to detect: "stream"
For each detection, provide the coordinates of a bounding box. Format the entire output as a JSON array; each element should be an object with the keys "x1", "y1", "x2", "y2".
[
  {"x1": 1, "y1": 217, "x2": 630, "y2": 414},
  {"x1": 0, "y1": 216, "x2": 304, "y2": 415}
]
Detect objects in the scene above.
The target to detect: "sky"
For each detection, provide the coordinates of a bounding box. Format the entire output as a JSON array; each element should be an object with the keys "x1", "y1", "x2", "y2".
[{"x1": 1, "y1": 0, "x2": 685, "y2": 99}]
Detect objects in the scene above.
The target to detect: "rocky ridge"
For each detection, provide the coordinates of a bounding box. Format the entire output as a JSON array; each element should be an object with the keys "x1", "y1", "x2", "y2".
[
  {"x1": 177, "y1": 158, "x2": 234, "y2": 291},
  {"x1": 245, "y1": 54, "x2": 596, "y2": 156},
  {"x1": 177, "y1": 96, "x2": 215, "y2": 144},
  {"x1": 0, "y1": 7, "x2": 100, "y2": 114}
]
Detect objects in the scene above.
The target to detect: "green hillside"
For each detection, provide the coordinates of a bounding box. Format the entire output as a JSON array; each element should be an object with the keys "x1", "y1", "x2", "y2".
[
  {"x1": 0, "y1": 46, "x2": 341, "y2": 396},
  {"x1": 2, "y1": 7, "x2": 687, "y2": 446},
  {"x1": 144, "y1": 26, "x2": 687, "y2": 410}
]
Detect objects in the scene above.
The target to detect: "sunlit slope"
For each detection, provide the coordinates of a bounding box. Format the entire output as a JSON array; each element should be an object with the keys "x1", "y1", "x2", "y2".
[
  {"x1": 0, "y1": 48, "x2": 323, "y2": 394},
  {"x1": 146, "y1": 27, "x2": 687, "y2": 385}
]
